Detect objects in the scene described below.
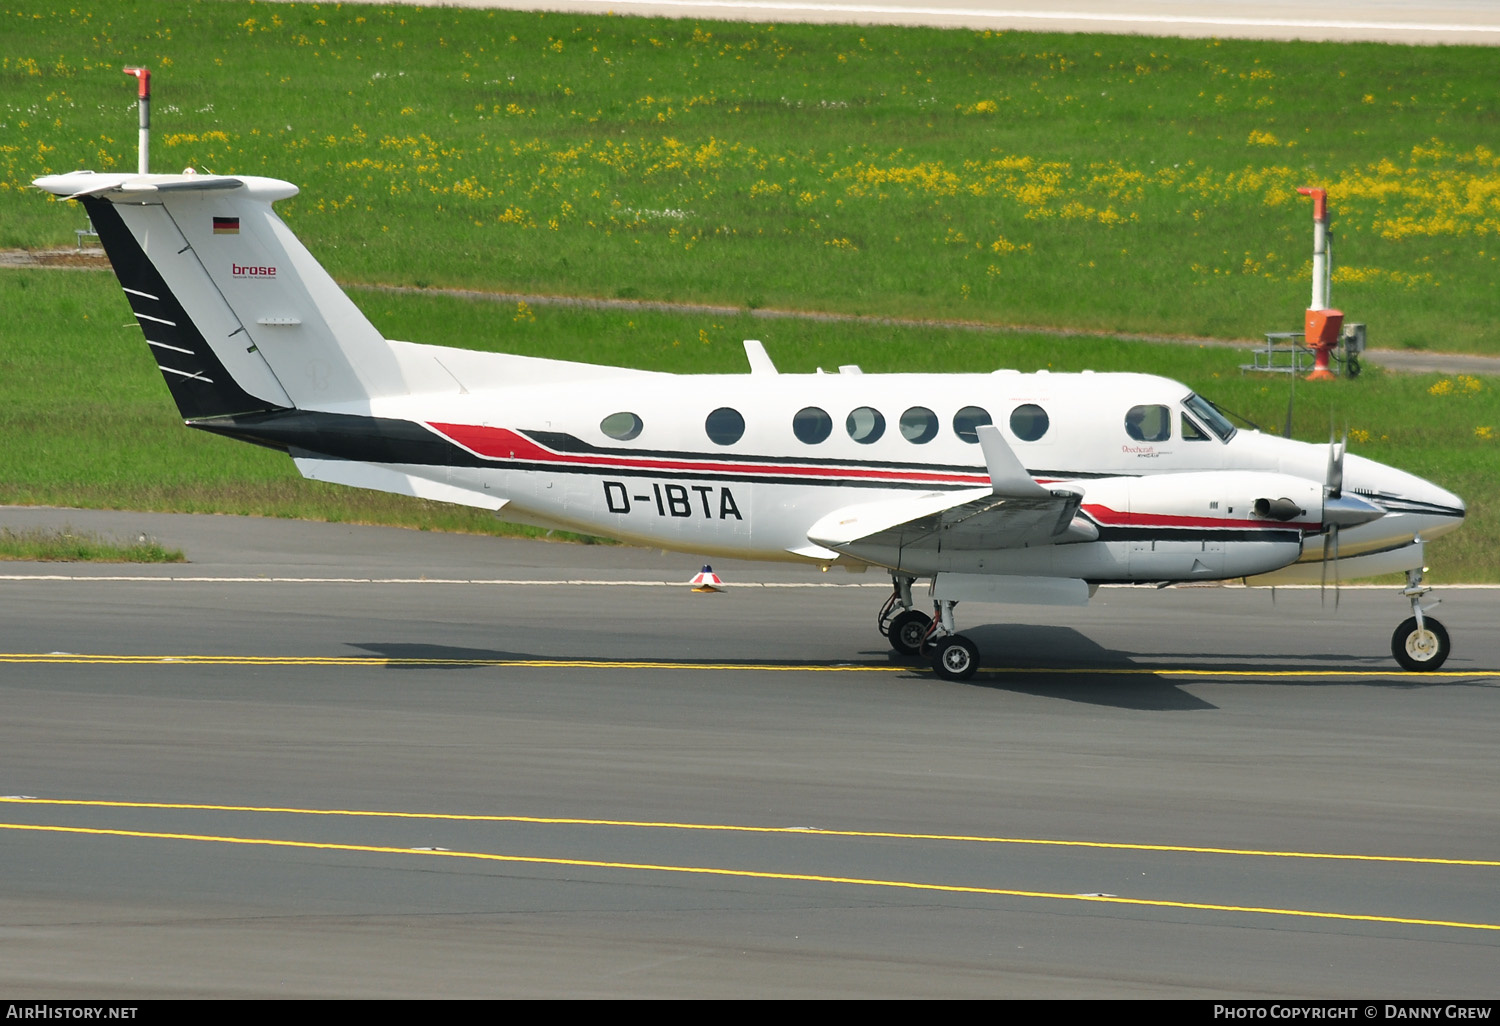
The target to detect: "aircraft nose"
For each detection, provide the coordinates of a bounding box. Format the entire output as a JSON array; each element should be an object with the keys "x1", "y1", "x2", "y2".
[{"x1": 1348, "y1": 454, "x2": 1465, "y2": 539}]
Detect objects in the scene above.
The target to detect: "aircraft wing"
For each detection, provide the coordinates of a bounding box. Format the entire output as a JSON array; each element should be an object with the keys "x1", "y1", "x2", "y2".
[{"x1": 806, "y1": 426, "x2": 1089, "y2": 555}]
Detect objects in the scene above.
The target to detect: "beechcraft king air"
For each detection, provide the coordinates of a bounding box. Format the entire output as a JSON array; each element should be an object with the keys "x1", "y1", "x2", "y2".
[{"x1": 36, "y1": 168, "x2": 1467, "y2": 679}]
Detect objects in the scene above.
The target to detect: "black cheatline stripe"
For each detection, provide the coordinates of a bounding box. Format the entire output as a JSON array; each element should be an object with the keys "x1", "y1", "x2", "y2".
[
  {"x1": 80, "y1": 196, "x2": 284, "y2": 422},
  {"x1": 194, "y1": 411, "x2": 1034, "y2": 491},
  {"x1": 520, "y1": 429, "x2": 1124, "y2": 481}
]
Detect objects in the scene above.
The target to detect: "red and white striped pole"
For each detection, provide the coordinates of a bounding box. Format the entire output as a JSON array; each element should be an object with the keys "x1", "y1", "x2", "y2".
[
  {"x1": 1296, "y1": 186, "x2": 1342, "y2": 380},
  {"x1": 122, "y1": 66, "x2": 150, "y2": 175}
]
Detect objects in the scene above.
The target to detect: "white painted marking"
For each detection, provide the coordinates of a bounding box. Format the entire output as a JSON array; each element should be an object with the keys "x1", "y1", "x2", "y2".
[
  {"x1": 121, "y1": 287, "x2": 159, "y2": 301},
  {"x1": 157, "y1": 365, "x2": 213, "y2": 383},
  {"x1": 0, "y1": 574, "x2": 1496, "y2": 590},
  {"x1": 134, "y1": 312, "x2": 177, "y2": 327},
  {"x1": 146, "y1": 339, "x2": 194, "y2": 355},
  {"x1": 499, "y1": 1, "x2": 1500, "y2": 35}
]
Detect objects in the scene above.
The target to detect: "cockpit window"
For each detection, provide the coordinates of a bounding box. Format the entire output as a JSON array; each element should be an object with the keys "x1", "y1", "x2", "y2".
[
  {"x1": 1181, "y1": 414, "x2": 1208, "y2": 441},
  {"x1": 1125, "y1": 404, "x2": 1170, "y2": 442},
  {"x1": 1183, "y1": 393, "x2": 1237, "y2": 442}
]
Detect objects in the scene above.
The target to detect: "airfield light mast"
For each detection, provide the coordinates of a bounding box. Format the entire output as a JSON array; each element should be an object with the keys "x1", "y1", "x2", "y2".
[
  {"x1": 122, "y1": 66, "x2": 150, "y2": 175},
  {"x1": 1296, "y1": 186, "x2": 1343, "y2": 381}
]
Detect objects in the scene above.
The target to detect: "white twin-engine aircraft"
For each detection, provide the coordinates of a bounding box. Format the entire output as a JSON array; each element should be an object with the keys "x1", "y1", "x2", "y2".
[{"x1": 36, "y1": 169, "x2": 1466, "y2": 679}]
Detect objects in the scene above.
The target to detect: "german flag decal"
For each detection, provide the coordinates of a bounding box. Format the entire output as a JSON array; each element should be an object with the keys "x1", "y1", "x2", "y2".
[{"x1": 212, "y1": 216, "x2": 239, "y2": 235}]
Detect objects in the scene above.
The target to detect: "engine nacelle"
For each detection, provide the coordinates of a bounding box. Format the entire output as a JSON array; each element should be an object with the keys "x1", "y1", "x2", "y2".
[{"x1": 1085, "y1": 471, "x2": 1325, "y2": 579}]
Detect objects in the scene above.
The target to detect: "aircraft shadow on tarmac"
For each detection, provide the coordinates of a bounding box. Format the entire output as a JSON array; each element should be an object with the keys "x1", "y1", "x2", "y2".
[{"x1": 349, "y1": 630, "x2": 1476, "y2": 714}]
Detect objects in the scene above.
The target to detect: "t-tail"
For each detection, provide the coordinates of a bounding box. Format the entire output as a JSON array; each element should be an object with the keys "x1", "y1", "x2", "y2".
[{"x1": 34, "y1": 170, "x2": 404, "y2": 422}]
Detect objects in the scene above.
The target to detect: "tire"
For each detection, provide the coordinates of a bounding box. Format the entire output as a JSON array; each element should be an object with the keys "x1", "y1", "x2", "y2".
[
  {"x1": 888, "y1": 609, "x2": 932, "y2": 656},
  {"x1": 1391, "y1": 616, "x2": 1450, "y2": 672},
  {"x1": 932, "y1": 635, "x2": 980, "y2": 682}
]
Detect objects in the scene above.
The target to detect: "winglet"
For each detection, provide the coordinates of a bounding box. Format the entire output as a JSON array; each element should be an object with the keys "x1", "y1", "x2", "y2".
[
  {"x1": 975, "y1": 425, "x2": 1049, "y2": 497},
  {"x1": 743, "y1": 339, "x2": 778, "y2": 375}
]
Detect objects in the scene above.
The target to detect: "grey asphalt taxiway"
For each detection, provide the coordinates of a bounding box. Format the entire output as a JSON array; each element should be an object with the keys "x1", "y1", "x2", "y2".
[{"x1": 1, "y1": 508, "x2": 1497, "y2": 997}]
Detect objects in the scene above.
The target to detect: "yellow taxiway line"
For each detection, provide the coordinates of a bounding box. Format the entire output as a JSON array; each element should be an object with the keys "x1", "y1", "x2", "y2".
[
  {"x1": 1, "y1": 818, "x2": 1494, "y2": 933},
  {"x1": 4, "y1": 797, "x2": 1495, "y2": 868},
  {"x1": 0, "y1": 651, "x2": 1494, "y2": 678}
]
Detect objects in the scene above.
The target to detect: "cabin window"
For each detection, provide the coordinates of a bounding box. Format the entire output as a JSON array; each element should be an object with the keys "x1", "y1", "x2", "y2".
[
  {"x1": 1009, "y1": 403, "x2": 1049, "y2": 442},
  {"x1": 600, "y1": 412, "x2": 643, "y2": 441},
  {"x1": 846, "y1": 406, "x2": 885, "y2": 444},
  {"x1": 793, "y1": 406, "x2": 833, "y2": 444},
  {"x1": 1124, "y1": 404, "x2": 1170, "y2": 442},
  {"x1": 705, "y1": 407, "x2": 745, "y2": 446},
  {"x1": 1182, "y1": 414, "x2": 1209, "y2": 441},
  {"x1": 899, "y1": 407, "x2": 939, "y2": 444},
  {"x1": 952, "y1": 406, "x2": 993, "y2": 443}
]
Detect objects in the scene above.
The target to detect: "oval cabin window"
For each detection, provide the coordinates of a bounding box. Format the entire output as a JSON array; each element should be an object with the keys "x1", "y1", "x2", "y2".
[
  {"x1": 1009, "y1": 404, "x2": 1049, "y2": 442},
  {"x1": 900, "y1": 407, "x2": 939, "y2": 444},
  {"x1": 952, "y1": 406, "x2": 993, "y2": 444},
  {"x1": 705, "y1": 407, "x2": 746, "y2": 446},
  {"x1": 600, "y1": 412, "x2": 643, "y2": 441},
  {"x1": 793, "y1": 406, "x2": 833, "y2": 444},
  {"x1": 846, "y1": 406, "x2": 886, "y2": 444}
]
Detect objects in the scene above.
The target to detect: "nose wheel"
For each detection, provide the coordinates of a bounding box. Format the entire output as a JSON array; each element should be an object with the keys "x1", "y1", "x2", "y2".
[
  {"x1": 1392, "y1": 616, "x2": 1450, "y2": 672},
  {"x1": 1392, "y1": 567, "x2": 1451, "y2": 672}
]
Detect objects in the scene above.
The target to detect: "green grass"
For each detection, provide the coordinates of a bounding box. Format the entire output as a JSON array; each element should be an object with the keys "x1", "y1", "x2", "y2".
[
  {"x1": 0, "y1": 525, "x2": 184, "y2": 562},
  {"x1": 1, "y1": 3, "x2": 1495, "y2": 577},
  {"x1": 1, "y1": 268, "x2": 1495, "y2": 579},
  {"x1": 4, "y1": 2, "x2": 1500, "y2": 350}
]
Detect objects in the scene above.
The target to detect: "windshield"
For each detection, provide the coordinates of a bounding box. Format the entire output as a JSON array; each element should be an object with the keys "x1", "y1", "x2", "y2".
[{"x1": 1183, "y1": 393, "x2": 1237, "y2": 442}]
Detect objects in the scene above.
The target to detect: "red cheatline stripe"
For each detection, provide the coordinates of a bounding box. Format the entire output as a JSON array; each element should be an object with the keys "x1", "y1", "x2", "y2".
[
  {"x1": 426, "y1": 422, "x2": 992, "y2": 486},
  {"x1": 1081, "y1": 504, "x2": 1313, "y2": 531}
]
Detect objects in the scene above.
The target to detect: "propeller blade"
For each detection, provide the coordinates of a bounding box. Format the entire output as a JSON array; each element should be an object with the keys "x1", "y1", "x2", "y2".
[
  {"x1": 1325, "y1": 433, "x2": 1345, "y2": 500},
  {"x1": 1331, "y1": 522, "x2": 1341, "y2": 611},
  {"x1": 1321, "y1": 524, "x2": 1330, "y2": 606}
]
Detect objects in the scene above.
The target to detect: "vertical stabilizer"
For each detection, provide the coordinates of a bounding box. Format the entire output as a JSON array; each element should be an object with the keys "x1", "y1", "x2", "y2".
[{"x1": 36, "y1": 170, "x2": 406, "y2": 416}]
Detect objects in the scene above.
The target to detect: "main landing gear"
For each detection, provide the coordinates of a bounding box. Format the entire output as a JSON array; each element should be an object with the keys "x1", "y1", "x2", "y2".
[
  {"x1": 1392, "y1": 567, "x2": 1451, "y2": 672},
  {"x1": 878, "y1": 576, "x2": 980, "y2": 682}
]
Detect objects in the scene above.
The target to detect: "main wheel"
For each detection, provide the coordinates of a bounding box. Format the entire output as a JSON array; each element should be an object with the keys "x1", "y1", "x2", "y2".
[
  {"x1": 887, "y1": 609, "x2": 933, "y2": 656},
  {"x1": 1391, "y1": 616, "x2": 1450, "y2": 672},
  {"x1": 931, "y1": 635, "x2": 980, "y2": 682}
]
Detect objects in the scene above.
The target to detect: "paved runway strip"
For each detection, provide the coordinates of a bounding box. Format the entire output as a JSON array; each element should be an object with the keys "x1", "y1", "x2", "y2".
[{"x1": 1, "y1": 514, "x2": 1496, "y2": 995}]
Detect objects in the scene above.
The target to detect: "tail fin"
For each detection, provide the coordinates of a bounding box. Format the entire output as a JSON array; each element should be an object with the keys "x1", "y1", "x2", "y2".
[{"x1": 36, "y1": 170, "x2": 403, "y2": 417}]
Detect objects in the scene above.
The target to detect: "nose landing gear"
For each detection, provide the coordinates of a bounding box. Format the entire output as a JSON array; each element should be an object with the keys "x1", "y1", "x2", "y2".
[{"x1": 1392, "y1": 567, "x2": 1451, "y2": 672}]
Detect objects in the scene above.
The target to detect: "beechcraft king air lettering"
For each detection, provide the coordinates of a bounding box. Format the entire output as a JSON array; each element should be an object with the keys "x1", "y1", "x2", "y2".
[{"x1": 35, "y1": 169, "x2": 1466, "y2": 679}]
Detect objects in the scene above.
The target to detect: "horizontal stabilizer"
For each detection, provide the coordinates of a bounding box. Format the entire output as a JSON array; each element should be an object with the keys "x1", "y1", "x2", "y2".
[{"x1": 293, "y1": 457, "x2": 509, "y2": 511}]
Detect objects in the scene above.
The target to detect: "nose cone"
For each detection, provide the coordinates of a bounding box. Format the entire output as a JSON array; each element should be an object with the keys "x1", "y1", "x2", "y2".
[{"x1": 1345, "y1": 454, "x2": 1465, "y2": 541}]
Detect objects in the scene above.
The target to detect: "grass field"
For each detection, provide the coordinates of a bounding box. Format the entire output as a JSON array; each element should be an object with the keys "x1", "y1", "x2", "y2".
[
  {"x1": 0, "y1": 524, "x2": 183, "y2": 562},
  {"x1": 1, "y1": 3, "x2": 1496, "y2": 577},
  {"x1": 5, "y1": 2, "x2": 1499, "y2": 348}
]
